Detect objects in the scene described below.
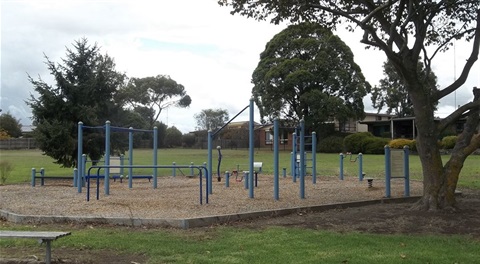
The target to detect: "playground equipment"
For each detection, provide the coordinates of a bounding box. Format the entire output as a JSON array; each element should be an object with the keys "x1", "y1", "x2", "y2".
[
  {"x1": 86, "y1": 164, "x2": 209, "y2": 204},
  {"x1": 290, "y1": 120, "x2": 317, "y2": 184},
  {"x1": 31, "y1": 168, "x2": 75, "y2": 187},
  {"x1": 339, "y1": 152, "x2": 364, "y2": 181},
  {"x1": 207, "y1": 98, "x2": 256, "y2": 198},
  {"x1": 76, "y1": 121, "x2": 158, "y2": 195},
  {"x1": 385, "y1": 145, "x2": 410, "y2": 197}
]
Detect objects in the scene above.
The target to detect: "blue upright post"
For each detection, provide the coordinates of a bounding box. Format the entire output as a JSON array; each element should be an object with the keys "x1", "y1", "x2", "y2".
[
  {"x1": 172, "y1": 162, "x2": 176, "y2": 177},
  {"x1": 312, "y1": 131, "x2": 317, "y2": 184},
  {"x1": 358, "y1": 153, "x2": 363, "y2": 181},
  {"x1": 31, "y1": 168, "x2": 35, "y2": 187},
  {"x1": 119, "y1": 154, "x2": 124, "y2": 179},
  {"x1": 80, "y1": 154, "x2": 86, "y2": 191},
  {"x1": 105, "y1": 121, "x2": 111, "y2": 195},
  {"x1": 385, "y1": 145, "x2": 391, "y2": 198},
  {"x1": 225, "y1": 171, "x2": 230, "y2": 187},
  {"x1": 403, "y1": 145, "x2": 410, "y2": 197},
  {"x1": 153, "y1": 126, "x2": 158, "y2": 188},
  {"x1": 207, "y1": 130, "x2": 213, "y2": 194},
  {"x1": 248, "y1": 98, "x2": 254, "y2": 198},
  {"x1": 291, "y1": 133, "x2": 297, "y2": 178},
  {"x1": 128, "y1": 127, "x2": 133, "y2": 189},
  {"x1": 190, "y1": 162, "x2": 194, "y2": 176},
  {"x1": 40, "y1": 168, "x2": 45, "y2": 186},
  {"x1": 77, "y1": 122, "x2": 83, "y2": 193},
  {"x1": 73, "y1": 168, "x2": 77, "y2": 187},
  {"x1": 339, "y1": 153, "x2": 344, "y2": 180},
  {"x1": 290, "y1": 151, "x2": 295, "y2": 181},
  {"x1": 299, "y1": 120, "x2": 305, "y2": 199},
  {"x1": 273, "y1": 118, "x2": 279, "y2": 200}
]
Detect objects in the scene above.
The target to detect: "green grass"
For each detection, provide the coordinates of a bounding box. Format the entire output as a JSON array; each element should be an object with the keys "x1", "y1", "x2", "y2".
[
  {"x1": 1, "y1": 148, "x2": 478, "y2": 188},
  {"x1": 1, "y1": 225, "x2": 478, "y2": 263},
  {"x1": 1, "y1": 149, "x2": 479, "y2": 263}
]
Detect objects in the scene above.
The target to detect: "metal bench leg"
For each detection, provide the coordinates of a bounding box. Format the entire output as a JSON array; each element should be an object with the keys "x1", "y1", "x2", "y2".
[{"x1": 44, "y1": 239, "x2": 52, "y2": 264}]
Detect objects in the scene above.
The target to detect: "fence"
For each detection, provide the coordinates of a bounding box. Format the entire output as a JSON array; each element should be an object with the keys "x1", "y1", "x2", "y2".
[{"x1": 0, "y1": 138, "x2": 38, "y2": 150}]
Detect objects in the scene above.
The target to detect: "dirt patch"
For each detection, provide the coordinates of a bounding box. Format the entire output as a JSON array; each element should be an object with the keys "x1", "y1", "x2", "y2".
[{"x1": 230, "y1": 188, "x2": 480, "y2": 239}]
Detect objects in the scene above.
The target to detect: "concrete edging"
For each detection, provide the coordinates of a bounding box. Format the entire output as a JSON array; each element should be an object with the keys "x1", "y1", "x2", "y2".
[{"x1": 0, "y1": 196, "x2": 422, "y2": 229}]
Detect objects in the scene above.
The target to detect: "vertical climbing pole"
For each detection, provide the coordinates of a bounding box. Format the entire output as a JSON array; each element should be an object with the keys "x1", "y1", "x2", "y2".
[
  {"x1": 299, "y1": 119, "x2": 305, "y2": 199},
  {"x1": 248, "y1": 98, "x2": 255, "y2": 198},
  {"x1": 207, "y1": 130, "x2": 213, "y2": 195},
  {"x1": 128, "y1": 127, "x2": 133, "y2": 189},
  {"x1": 312, "y1": 131, "x2": 317, "y2": 184},
  {"x1": 385, "y1": 145, "x2": 391, "y2": 198},
  {"x1": 77, "y1": 122, "x2": 83, "y2": 193},
  {"x1": 273, "y1": 118, "x2": 279, "y2": 200},
  {"x1": 153, "y1": 126, "x2": 158, "y2": 189},
  {"x1": 105, "y1": 121, "x2": 110, "y2": 195}
]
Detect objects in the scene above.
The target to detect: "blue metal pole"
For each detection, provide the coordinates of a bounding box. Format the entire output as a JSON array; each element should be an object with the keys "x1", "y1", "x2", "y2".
[
  {"x1": 40, "y1": 168, "x2": 45, "y2": 186},
  {"x1": 292, "y1": 133, "x2": 297, "y2": 178},
  {"x1": 312, "y1": 131, "x2": 317, "y2": 184},
  {"x1": 283, "y1": 168, "x2": 287, "y2": 178},
  {"x1": 358, "y1": 153, "x2": 363, "y2": 181},
  {"x1": 385, "y1": 145, "x2": 391, "y2": 198},
  {"x1": 31, "y1": 168, "x2": 35, "y2": 187},
  {"x1": 119, "y1": 154, "x2": 124, "y2": 179},
  {"x1": 299, "y1": 119, "x2": 305, "y2": 199},
  {"x1": 244, "y1": 171, "x2": 249, "y2": 189},
  {"x1": 172, "y1": 162, "x2": 176, "y2": 177},
  {"x1": 73, "y1": 168, "x2": 77, "y2": 187},
  {"x1": 129, "y1": 127, "x2": 133, "y2": 189},
  {"x1": 404, "y1": 145, "x2": 410, "y2": 197},
  {"x1": 207, "y1": 130, "x2": 213, "y2": 194},
  {"x1": 153, "y1": 126, "x2": 158, "y2": 188},
  {"x1": 105, "y1": 121, "x2": 111, "y2": 195},
  {"x1": 339, "y1": 153, "x2": 344, "y2": 180},
  {"x1": 190, "y1": 162, "x2": 194, "y2": 176},
  {"x1": 80, "y1": 154, "x2": 86, "y2": 192},
  {"x1": 290, "y1": 152, "x2": 295, "y2": 181},
  {"x1": 248, "y1": 98, "x2": 254, "y2": 198},
  {"x1": 273, "y1": 118, "x2": 279, "y2": 200},
  {"x1": 225, "y1": 171, "x2": 230, "y2": 187},
  {"x1": 77, "y1": 122, "x2": 83, "y2": 192}
]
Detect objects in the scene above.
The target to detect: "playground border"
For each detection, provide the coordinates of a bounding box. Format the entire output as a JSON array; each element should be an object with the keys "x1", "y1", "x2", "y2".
[{"x1": 0, "y1": 196, "x2": 423, "y2": 229}]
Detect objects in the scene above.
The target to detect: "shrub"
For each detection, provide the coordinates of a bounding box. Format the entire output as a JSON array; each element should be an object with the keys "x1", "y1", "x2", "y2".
[
  {"x1": 441, "y1": 136, "x2": 457, "y2": 149},
  {"x1": 408, "y1": 140, "x2": 417, "y2": 152},
  {"x1": 343, "y1": 132, "x2": 374, "y2": 153},
  {"x1": 364, "y1": 137, "x2": 390, "y2": 154},
  {"x1": 317, "y1": 136, "x2": 344, "y2": 153},
  {"x1": 389, "y1": 138, "x2": 415, "y2": 149},
  {"x1": 0, "y1": 160, "x2": 13, "y2": 185}
]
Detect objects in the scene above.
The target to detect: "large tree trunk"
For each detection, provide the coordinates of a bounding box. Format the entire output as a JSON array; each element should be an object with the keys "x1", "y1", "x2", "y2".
[
  {"x1": 405, "y1": 61, "x2": 453, "y2": 210},
  {"x1": 411, "y1": 97, "x2": 448, "y2": 210}
]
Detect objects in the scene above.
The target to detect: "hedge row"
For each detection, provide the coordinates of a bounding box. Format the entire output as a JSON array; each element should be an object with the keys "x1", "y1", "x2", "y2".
[{"x1": 317, "y1": 133, "x2": 457, "y2": 154}]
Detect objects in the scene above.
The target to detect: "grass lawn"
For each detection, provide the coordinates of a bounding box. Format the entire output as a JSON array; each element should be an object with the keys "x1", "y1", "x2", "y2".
[
  {"x1": 1, "y1": 148, "x2": 479, "y2": 263},
  {"x1": 1, "y1": 148, "x2": 479, "y2": 188},
  {"x1": 0, "y1": 225, "x2": 478, "y2": 264}
]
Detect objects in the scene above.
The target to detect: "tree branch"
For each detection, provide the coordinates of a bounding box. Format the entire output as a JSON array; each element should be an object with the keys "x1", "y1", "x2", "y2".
[
  {"x1": 438, "y1": 87, "x2": 480, "y2": 132},
  {"x1": 435, "y1": 9, "x2": 480, "y2": 100}
]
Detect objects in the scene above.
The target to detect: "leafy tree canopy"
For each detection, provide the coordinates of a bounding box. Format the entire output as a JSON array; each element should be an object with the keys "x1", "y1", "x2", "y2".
[
  {"x1": 372, "y1": 59, "x2": 439, "y2": 117},
  {"x1": 194, "y1": 108, "x2": 230, "y2": 131},
  {"x1": 252, "y1": 22, "x2": 370, "y2": 130},
  {"x1": 118, "y1": 75, "x2": 192, "y2": 129},
  {"x1": 0, "y1": 112, "x2": 22, "y2": 138},
  {"x1": 219, "y1": 1, "x2": 480, "y2": 210},
  {"x1": 26, "y1": 38, "x2": 129, "y2": 167}
]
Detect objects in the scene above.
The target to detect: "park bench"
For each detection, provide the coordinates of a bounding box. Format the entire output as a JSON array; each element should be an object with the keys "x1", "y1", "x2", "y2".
[{"x1": 0, "y1": 230, "x2": 71, "y2": 264}]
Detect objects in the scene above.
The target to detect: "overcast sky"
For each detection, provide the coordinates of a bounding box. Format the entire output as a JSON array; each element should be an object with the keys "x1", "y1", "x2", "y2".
[{"x1": 1, "y1": 0, "x2": 479, "y2": 133}]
